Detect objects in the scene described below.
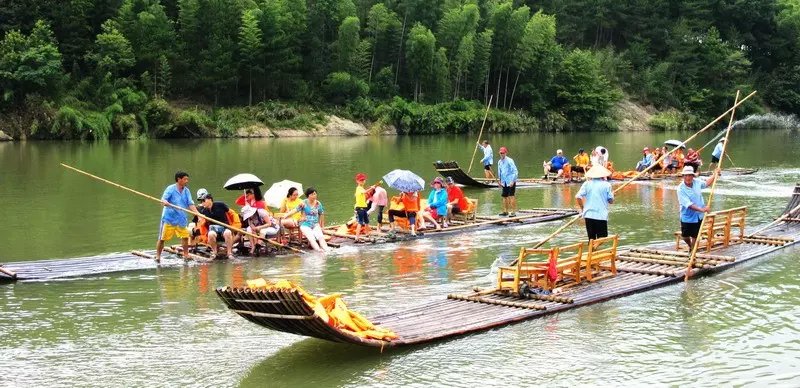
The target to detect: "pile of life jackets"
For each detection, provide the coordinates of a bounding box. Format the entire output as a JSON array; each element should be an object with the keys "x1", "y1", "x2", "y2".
[{"x1": 246, "y1": 278, "x2": 398, "y2": 341}]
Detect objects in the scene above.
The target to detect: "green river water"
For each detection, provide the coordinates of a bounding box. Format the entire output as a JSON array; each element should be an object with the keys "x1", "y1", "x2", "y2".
[{"x1": 1, "y1": 130, "x2": 799, "y2": 387}]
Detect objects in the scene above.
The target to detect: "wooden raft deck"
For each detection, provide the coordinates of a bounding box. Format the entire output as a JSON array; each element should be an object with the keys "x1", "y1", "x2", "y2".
[{"x1": 216, "y1": 188, "x2": 800, "y2": 348}]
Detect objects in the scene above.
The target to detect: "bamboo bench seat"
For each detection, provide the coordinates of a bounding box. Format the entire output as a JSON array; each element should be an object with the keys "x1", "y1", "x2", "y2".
[
  {"x1": 451, "y1": 198, "x2": 478, "y2": 223},
  {"x1": 497, "y1": 242, "x2": 584, "y2": 295},
  {"x1": 580, "y1": 235, "x2": 619, "y2": 282},
  {"x1": 674, "y1": 207, "x2": 747, "y2": 251}
]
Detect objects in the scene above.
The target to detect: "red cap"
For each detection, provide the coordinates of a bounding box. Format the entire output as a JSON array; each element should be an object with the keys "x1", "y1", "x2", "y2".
[
  {"x1": 355, "y1": 173, "x2": 367, "y2": 182},
  {"x1": 499, "y1": 146, "x2": 508, "y2": 154}
]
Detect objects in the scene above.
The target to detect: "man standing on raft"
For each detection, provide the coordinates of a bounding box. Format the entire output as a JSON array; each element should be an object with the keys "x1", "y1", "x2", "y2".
[
  {"x1": 156, "y1": 171, "x2": 199, "y2": 262},
  {"x1": 677, "y1": 166, "x2": 720, "y2": 249},
  {"x1": 575, "y1": 165, "x2": 614, "y2": 240}
]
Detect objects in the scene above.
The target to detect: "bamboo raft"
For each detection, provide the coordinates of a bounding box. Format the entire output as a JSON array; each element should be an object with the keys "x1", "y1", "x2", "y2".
[
  {"x1": 0, "y1": 208, "x2": 576, "y2": 282},
  {"x1": 215, "y1": 184, "x2": 800, "y2": 348},
  {"x1": 434, "y1": 160, "x2": 757, "y2": 188}
]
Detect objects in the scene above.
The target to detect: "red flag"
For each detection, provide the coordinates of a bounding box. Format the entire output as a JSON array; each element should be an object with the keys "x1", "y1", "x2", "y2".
[{"x1": 547, "y1": 250, "x2": 558, "y2": 282}]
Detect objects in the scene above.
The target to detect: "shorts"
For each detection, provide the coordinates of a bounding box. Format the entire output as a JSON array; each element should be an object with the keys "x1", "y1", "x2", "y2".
[
  {"x1": 711, "y1": 156, "x2": 720, "y2": 163},
  {"x1": 548, "y1": 166, "x2": 561, "y2": 173},
  {"x1": 428, "y1": 208, "x2": 440, "y2": 219},
  {"x1": 208, "y1": 224, "x2": 228, "y2": 240},
  {"x1": 681, "y1": 221, "x2": 702, "y2": 238},
  {"x1": 451, "y1": 205, "x2": 462, "y2": 214},
  {"x1": 159, "y1": 222, "x2": 189, "y2": 241},
  {"x1": 355, "y1": 207, "x2": 369, "y2": 225},
  {"x1": 572, "y1": 166, "x2": 586, "y2": 173},
  {"x1": 501, "y1": 185, "x2": 516, "y2": 197},
  {"x1": 484, "y1": 164, "x2": 492, "y2": 171}
]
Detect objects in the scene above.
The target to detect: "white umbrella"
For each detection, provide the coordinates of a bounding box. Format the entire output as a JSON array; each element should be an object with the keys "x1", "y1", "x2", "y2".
[{"x1": 264, "y1": 179, "x2": 303, "y2": 209}]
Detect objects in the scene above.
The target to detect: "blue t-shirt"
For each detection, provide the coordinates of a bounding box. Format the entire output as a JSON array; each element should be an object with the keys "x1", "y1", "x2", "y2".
[
  {"x1": 160, "y1": 184, "x2": 193, "y2": 227},
  {"x1": 678, "y1": 180, "x2": 708, "y2": 223},
  {"x1": 550, "y1": 155, "x2": 568, "y2": 169},
  {"x1": 296, "y1": 200, "x2": 324, "y2": 228},
  {"x1": 712, "y1": 143, "x2": 724, "y2": 158},
  {"x1": 576, "y1": 179, "x2": 614, "y2": 221}
]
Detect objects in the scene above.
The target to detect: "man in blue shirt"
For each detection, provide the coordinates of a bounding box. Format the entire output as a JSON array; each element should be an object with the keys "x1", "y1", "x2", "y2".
[
  {"x1": 156, "y1": 171, "x2": 199, "y2": 262},
  {"x1": 677, "y1": 166, "x2": 719, "y2": 249},
  {"x1": 709, "y1": 138, "x2": 726, "y2": 170},
  {"x1": 543, "y1": 149, "x2": 569, "y2": 180},
  {"x1": 636, "y1": 147, "x2": 654, "y2": 172},
  {"x1": 576, "y1": 165, "x2": 614, "y2": 240},
  {"x1": 497, "y1": 146, "x2": 518, "y2": 217},
  {"x1": 477, "y1": 140, "x2": 494, "y2": 179}
]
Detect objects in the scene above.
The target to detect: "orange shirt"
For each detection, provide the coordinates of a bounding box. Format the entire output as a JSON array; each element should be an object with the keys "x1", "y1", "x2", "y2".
[{"x1": 401, "y1": 192, "x2": 420, "y2": 212}]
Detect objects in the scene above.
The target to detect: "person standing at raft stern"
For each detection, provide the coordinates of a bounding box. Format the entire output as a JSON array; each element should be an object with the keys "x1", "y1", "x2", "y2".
[
  {"x1": 709, "y1": 138, "x2": 726, "y2": 171},
  {"x1": 677, "y1": 166, "x2": 720, "y2": 249},
  {"x1": 497, "y1": 146, "x2": 518, "y2": 217},
  {"x1": 477, "y1": 140, "x2": 494, "y2": 179},
  {"x1": 156, "y1": 171, "x2": 199, "y2": 262},
  {"x1": 575, "y1": 165, "x2": 614, "y2": 240},
  {"x1": 354, "y1": 173, "x2": 370, "y2": 242}
]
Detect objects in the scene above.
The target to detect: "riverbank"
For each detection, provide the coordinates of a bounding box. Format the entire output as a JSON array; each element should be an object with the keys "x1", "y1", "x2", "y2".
[{"x1": 0, "y1": 97, "x2": 661, "y2": 141}]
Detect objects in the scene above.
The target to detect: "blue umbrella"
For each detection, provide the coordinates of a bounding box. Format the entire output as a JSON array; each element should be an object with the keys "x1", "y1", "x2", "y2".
[{"x1": 383, "y1": 169, "x2": 425, "y2": 192}]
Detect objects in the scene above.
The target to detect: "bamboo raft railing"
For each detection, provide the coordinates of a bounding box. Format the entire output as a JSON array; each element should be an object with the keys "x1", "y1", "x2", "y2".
[{"x1": 216, "y1": 184, "x2": 800, "y2": 348}]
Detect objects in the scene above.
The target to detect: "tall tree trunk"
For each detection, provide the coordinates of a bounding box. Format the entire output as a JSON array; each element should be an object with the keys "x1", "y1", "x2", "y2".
[
  {"x1": 395, "y1": 10, "x2": 408, "y2": 85},
  {"x1": 509, "y1": 70, "x2": 521, "y2": 109},
  {"x1": 503, "y1": 67, "x2": 510, "y2": 109},
  {"x1": 484, "y1": 66, "x2": 490, "y2": 105},
  {"x1": 369, "y1": 40, "x2": 377, "y2": 84},
  {"x1": 248, "y1": 68, "x2": 253, "y2": 106},
  {"x1": 495, "y1": 66, "x2": 502, "y2": 108}
]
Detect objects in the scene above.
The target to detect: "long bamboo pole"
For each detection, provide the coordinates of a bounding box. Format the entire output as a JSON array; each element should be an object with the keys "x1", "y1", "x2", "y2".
[
  {"x1": 685, "y1": 90, "x2": 741, "y2": 280},
  {"x1": 509, "y1": 90, "x2": 757, "y2": 266},
  {"x1": 60, "y1": 163, "x2": 305, "y2": 254},
  {"x1": 745, "y1": 202, "x2": 800, "y2": 238},
  {"x1": 468, "y1": 95, "x2": 494, "y2": 173}
]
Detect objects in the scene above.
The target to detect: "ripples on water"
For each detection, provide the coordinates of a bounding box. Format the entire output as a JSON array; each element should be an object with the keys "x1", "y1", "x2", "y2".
[{"x1": 2, "y1": 157, "x2": 800, "y2": 385}]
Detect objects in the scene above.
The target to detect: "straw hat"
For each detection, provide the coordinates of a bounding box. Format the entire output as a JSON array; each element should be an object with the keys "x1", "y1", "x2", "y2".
[
  {"x1": 241, "y1": 205, "x2": 257, "y2": 220},
  {"x1": 681, "y1": 166, "x2": 697, "y2": 176},
  {"x1": 585, "y1": 165, "x2": 612, "y2": 178}
]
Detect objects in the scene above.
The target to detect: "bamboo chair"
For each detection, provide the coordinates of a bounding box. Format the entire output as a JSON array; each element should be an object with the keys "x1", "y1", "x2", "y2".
[
  {"x1": 581, "y1": 235, "x2": 619, "y2": 282},
  {"x1": 674, "y1": 207, "x2": 747, "y2": 251},
  {"x1": 451, "y1": 198, "x2": 478, "y2": 223},
  {"x1": 497, "y1": 242, "x2": 584, "y2": 295}
]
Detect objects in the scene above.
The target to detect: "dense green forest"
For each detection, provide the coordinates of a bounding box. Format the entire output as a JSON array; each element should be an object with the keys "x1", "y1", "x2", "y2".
[{"x1": 1, "y1": 0, "x2": 798, "y2": 139}]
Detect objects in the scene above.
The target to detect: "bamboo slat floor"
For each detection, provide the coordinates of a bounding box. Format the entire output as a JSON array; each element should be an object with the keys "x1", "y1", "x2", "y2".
[{"x1": 216, "y1": 186, "x2": 800, "y2": 348}]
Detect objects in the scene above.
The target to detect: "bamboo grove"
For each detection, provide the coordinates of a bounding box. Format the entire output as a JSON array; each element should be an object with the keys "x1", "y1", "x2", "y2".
[{"x1": 1, "y1": 0, "x2": 798, "y2": 139}]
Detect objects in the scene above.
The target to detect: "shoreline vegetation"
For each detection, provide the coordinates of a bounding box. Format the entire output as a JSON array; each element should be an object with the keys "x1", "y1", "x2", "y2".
[{"x1": 3, "y1": 1, "x2": 800, "y2": 141}]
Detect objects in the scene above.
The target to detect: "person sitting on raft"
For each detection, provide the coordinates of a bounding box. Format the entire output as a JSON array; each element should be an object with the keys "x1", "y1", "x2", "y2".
[
  {"x1": 422, "y1": 177, "x2": 447, "y2": 230},
  {"x1": 241, "y1": 205, "x2": 279, "y2": 256},
  {"x1": 197, "y1": 191, "x2": 236, "y2": 260},
  {"x1": 543, "y1": 149, "x2": 569, "y2": 180},
  {"x1": 573, "y1": 148, "x2": 590, "y2": 174},
  {"x1": 591, "y1": 146, "x2": 609, "y2": 168},
  {"x1": 684, "y1": 148, "x2": 702, "y2": 173},
  {"x1": 281, "y1": 187, "x2": 330, "y2": 252},
  {"x1": 651, "y1": 147, "x2": 664, "y2": 172},
  {"x1": 445, "y1": 176, "x2": 469, "y2": 223},
  {"x1": 671, "y1": 147, "x2": 685, "y2": 171},
  {"x1": 388, "y1": 191, "x2": 422, "y2": 236},
  {"x1": 660, "y1": 146, "x2": 674, "y2": 173},
  {"x1": 235, "y1": 188, "x2": 266, "y2": 209},
  {"x1": 367, "y1": 185, "x2": 388, "y2": 232},
  {"x1": 636, "y1": 147, "x2": 654, "y2": 172},
  {"x1": 279, "y1": 187, "x2": 302, "y2": 229}
]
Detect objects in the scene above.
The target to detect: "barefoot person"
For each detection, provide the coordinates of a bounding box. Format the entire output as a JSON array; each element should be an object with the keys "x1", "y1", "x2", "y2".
[
  {"x1": 677, "y1": 166, "x2": 720, "y2": 249},
  {"x1": 156, "y1": 171, "x2": 199, "y2": 262},
  {"x1": 575, "y1": 165, "x2": 614, "y2": 240},
  {"x1": 497, "y1": 146, "x2": 518, "y2": 217},
  {"x1": 282, "y1": 187, "x2": 330, "y2": 252}
]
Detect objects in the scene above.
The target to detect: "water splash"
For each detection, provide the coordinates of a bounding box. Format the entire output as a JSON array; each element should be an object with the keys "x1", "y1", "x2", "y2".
[{"x1": 732, "y1": 113, "x2": 800, "y2": 130}]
